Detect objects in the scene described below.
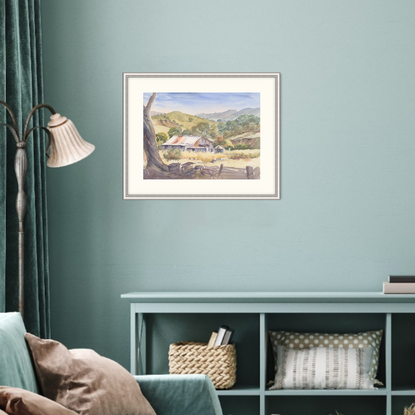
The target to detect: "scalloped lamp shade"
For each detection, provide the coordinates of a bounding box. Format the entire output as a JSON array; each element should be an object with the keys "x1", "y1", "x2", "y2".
[{"x1": 47, "y1": 113, "x2": 95, "y2": 168}]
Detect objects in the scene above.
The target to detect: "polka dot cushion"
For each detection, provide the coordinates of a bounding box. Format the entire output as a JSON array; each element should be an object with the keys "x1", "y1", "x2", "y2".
[{"x1": 269, "y1": 330, "x2": 383, "y2": 383}]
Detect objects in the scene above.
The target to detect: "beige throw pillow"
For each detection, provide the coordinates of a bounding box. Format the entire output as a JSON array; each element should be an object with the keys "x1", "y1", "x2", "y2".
[
  {"x1": 25, "y1": 334, "x2": 156, "y2": 415},
  {"x1": 269, "y1": 330, "x2": 383, "y2": 383},
  {"x1": 0, "y1": 387, "x2": 77, "y2": 415}
]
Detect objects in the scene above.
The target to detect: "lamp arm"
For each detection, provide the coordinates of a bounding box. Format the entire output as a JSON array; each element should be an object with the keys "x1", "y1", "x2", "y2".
[
  {"x1": 23, "y1": 103, "x2": 56, "y2": 142},
  {"x1": 24, "y1": 126, "x2": 53, "y2": 156},
  {"x1": 0, "y1": 100, "x2": 20, "y2": 137},
  {"x1": 0, "y1": 123, "x2": 20, "y2": 143}
]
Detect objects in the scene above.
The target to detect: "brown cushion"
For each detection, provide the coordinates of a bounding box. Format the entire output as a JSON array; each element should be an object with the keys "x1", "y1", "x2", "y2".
[
  {"x1": 25, "y1": 334, "x2": 156, "y2": 415},
  {"x1": 0, "y1": 387, "x2": 77, "y2": 415}
]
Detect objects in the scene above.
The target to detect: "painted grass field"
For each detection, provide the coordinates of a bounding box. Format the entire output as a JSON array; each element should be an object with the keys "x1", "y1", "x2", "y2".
[{"x1": 160, "y1": 149, "x2": 260, "y2": 169}]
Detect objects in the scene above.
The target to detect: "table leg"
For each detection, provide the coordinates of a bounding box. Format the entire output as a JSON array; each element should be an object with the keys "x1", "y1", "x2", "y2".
[{"x1": 138, "y1": 312, "x2": 147, "y2": 375}]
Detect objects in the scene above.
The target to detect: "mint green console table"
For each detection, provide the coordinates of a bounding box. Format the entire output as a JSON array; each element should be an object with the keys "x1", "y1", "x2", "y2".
[{"x1": 121, "y1": 292, "x2": 415, "y2": 415}]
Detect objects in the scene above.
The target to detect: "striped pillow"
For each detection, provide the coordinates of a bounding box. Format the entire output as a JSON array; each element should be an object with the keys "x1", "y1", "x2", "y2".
[
  {"x1": 271, "y1": 345, "x2": 375, "y2": 390},
  {"x1": 269, "y1": 330, "x2": 383, "y2": 383}
]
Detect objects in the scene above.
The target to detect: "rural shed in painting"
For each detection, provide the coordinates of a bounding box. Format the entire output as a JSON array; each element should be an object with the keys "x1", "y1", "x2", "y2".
[
  {"x1": 214, "y1": 145, "x2": 225, "y2": 153},
  {"x1": 162, "y1": 135, "x2": 213, "y2": 152}
]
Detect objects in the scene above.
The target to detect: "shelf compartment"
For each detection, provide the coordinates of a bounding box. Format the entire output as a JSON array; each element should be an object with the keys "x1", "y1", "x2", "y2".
[
  {"x1": 266, "y1": 396, "x2": 386, "y2": 415},
  {"x1": 393, "y1": 396, "x2": 415, "y2": 415},
  {"x1": 265, "y1": 313, "x2": 387, "y2": 387},
  {"x1": 144, "y1": 312, "x2": 260, "y2": 389},
  {"x1": 219, "y1": 396, "x2": 259, "y2": 415},
  {"x1": 392, "y1": 314, "x2": 415, "y2": 390}
]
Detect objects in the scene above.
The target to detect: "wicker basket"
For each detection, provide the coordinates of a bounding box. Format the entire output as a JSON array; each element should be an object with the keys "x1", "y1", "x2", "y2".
[{"x1": 168, "y1": 341, "x2": 237, "y2": 389}]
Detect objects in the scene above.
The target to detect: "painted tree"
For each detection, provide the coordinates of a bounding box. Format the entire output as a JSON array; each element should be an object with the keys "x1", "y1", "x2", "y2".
[
  {"x1": 168, "y1": 126, "x2": 182, "y2": 138},
  {"x1": 191, "y1": 121, "x2": 218, "y2": 141},
  {"x1": 143, "y1": 93, "x2": 168, "y2": 172},
  {"x1": 156, "y1": 131, "x2": 168, "y2": 145}
]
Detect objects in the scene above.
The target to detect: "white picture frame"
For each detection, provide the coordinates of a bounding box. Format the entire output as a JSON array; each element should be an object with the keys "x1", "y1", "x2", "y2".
[{"x1": 123, "y1": 73, "x2": 280, "y2": 199}]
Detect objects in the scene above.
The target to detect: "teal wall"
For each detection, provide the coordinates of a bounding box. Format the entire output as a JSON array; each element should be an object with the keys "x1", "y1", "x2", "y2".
[{"x1": 41, "y1": 0, "x2": 415, "y2": 368}]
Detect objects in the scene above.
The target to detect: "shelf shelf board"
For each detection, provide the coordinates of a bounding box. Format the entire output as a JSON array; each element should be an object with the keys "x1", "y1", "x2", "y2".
[
  {"x1": 216, "y1": 386, "x2": 260, "y2": 396},
  {"x1": 265, "y1": 388, "x2": 388, "y2": 396},
  {"x1": 122, "y1": 291, "x2": 415, "y2": 304},
  {"x1": 392, "y1": 387, "x2": 415, "y2": 396}
]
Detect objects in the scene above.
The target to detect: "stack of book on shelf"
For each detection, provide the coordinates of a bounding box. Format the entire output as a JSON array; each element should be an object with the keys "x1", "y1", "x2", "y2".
[
  {"x1": 207, "y1": 325, "x2": 234, "y2": 348},
  {"x1": 383, "y1": 275, "x2": 415, "y2": 294}
]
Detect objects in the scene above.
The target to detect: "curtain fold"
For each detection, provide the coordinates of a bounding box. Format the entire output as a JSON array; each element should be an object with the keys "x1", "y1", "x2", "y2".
[{"x1": 0, "y1": 0, "x2": 50, "y2": 338}]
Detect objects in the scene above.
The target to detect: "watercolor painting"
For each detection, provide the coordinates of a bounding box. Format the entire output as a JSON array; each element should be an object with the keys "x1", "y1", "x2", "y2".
[
  {"x1": 143, "y1": 92, "x2": 261, "y2": 180},
  {"x1": 123, "y1": 73, "x2": 279, "y2": 199}
]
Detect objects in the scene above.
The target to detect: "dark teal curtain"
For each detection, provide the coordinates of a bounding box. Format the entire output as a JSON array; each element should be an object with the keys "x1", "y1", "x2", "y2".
[{"x1": 0, "y1": 0, "x2": 50, "y2": 338}]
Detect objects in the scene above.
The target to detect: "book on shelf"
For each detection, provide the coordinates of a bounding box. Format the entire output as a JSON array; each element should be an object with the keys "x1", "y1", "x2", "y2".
[
  {"x1": 207, "y1": 325, "x2": 235, "y2": 347},
  {"x1": 221, "y1": 328, "x2": 234, "y2": 345},
  {"x1": 383, "y1": 282, "x2": 415, "y2": 294},
  {"x1": 207, "y1": 332, "x2": 217, "y2": 348},
  {"x1": 388, "y1": 275, "x2": 415, "y2": 283},
  {"x1": 213, "y1": 325, "x2": 229, "y2": 346}
]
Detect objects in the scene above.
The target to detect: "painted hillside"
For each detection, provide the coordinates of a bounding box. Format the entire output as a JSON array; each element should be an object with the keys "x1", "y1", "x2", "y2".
[
  {"x1": 152, "y1": 111, "x2": 217, "y2": 135},
  {"x1": 152, "y1": 110, "x2": 260, "y2": 150}
]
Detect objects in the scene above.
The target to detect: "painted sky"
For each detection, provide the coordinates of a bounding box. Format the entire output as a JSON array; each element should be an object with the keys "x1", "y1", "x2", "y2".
[{"x1": 143, "y1": 92, "x2": 260, "y2": 115}]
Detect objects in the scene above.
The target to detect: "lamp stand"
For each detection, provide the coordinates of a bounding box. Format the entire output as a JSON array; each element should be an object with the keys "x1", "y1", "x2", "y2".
[
  {"x1": 1, "y1": 101, "x2": 56, "y2": 318},
  {"x1": 15, "y1": 140, "x2": 27, "y2": 317}
]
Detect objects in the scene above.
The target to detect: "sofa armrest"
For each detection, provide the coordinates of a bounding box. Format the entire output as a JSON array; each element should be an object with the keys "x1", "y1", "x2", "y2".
[{"x1": 134, "y1": 375, "x2": 223, "y2": 415}]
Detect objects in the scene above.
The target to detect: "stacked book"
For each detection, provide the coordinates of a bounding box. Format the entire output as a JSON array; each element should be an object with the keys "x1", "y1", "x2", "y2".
[
  {"x1": 383, "y1": 276, "x2": 415, "y2": 294},
  {"x1": 207, "y1": 325, "x2": 234, "y2": 348}
]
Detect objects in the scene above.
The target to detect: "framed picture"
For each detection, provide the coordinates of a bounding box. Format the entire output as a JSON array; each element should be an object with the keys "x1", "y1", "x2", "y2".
[{"x1": 123, "y1": 73, "x2": 280, "y2": 199}]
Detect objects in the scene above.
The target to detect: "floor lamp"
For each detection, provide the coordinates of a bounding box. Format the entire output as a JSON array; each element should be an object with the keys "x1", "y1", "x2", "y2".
[{"x1": 0, "y1": 100, "x2": 95, "y2": 318}]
